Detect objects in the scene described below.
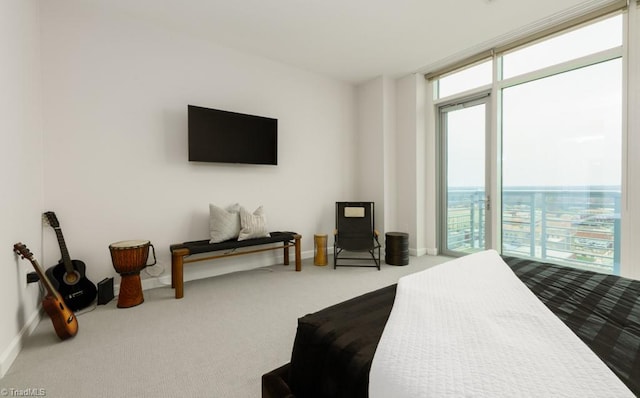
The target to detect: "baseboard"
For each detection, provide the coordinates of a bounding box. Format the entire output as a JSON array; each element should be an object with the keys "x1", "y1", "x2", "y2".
[
  {"x1": 301, "y1": 249, "x2": 315, "y2": 261},
  {"x1": 410, "y1": 247, "x2": 428, "y2": 256},
  {"x1": 426, "y1": 248, "x2": 439, "y2": 256},
  {"x1": 140, "y1": 276, "x2": 170, "y2": 292},
  {"x1": 0, "y1": 307, "x2": 42, "y2": 378}
]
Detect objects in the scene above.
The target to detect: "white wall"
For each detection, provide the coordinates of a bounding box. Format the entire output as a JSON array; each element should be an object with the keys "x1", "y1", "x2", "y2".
[
  {"x1": 382, "y1": 77, "x2": 397, "y2": 234},
  {"x1": 0, "y1": 0, "x2": 45, "y2": 377},
  {"x1": 395, "y1": 74, "x2": 429, "y2": 255},
  {"x1": 355, "y1": 76, "x2": 399, "y2": 236},
  {"x1": 356, "y1": 74, "x2": 433, "y2": 257},
  {"x1": 38, "y1": 2, "x2": 358, "y2": 286},
  {"x1": 355, "y1": 78, "x2": 386, "y2": 231},
  {"x1": 1, "y1": 0, "x2": 357, "y2": 376}
]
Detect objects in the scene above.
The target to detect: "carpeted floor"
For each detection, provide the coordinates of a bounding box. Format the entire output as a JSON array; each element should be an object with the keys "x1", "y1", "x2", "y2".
[{"x1": 1, "y1": 254, "x2": 450, "y2": 398}]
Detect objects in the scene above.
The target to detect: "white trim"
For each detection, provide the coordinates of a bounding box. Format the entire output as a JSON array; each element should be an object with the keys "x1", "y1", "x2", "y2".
[
  {"x1": 411, "y1": 247, "x2": 428, "y2": 256},
  {"x1": 489, "y1": 52, "x2": 502, "y2": 253},
  {"x1": 434, "y1": 84, "x2": 492, "y2": 107},
  {"x1": 425, "y1": 248, "x2": 439, "y2": 256},
  {"x1": 0, "y1": 308, "x2": 42, "y2": 378},
  {"x1": 620, "y1": 0, "x2": 640, "y2": 279}
]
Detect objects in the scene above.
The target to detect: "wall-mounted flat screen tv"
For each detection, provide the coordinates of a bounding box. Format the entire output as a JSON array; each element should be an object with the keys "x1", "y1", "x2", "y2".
[{"x1": 188, "y1": 105, "x2": 277, "y2": 165}]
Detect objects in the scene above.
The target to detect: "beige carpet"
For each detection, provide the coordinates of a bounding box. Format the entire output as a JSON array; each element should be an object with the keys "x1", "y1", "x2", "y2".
[{"x1": 1, "y1": 254, "x2": 450, "y2": 398}]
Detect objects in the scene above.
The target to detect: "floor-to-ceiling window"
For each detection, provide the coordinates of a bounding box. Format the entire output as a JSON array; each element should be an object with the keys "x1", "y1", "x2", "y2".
[{"x1": 434, "y1": 12, "x2": 623, "y2": 274}]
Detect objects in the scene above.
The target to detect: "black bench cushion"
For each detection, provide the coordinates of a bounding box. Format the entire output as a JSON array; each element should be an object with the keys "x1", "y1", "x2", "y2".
[{"x1": 170, "y1": 231, "x2": 297, "y2": 255}]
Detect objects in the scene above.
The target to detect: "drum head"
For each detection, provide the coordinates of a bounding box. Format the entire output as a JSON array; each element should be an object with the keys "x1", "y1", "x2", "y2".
[{"x1": 110, "y1": 240, "x2": 150, "y2": 249}]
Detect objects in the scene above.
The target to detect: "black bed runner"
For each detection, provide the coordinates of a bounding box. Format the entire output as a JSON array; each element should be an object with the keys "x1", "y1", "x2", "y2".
[{"x1": 505, "y1": 256, "x2": 640, "y2": 396}]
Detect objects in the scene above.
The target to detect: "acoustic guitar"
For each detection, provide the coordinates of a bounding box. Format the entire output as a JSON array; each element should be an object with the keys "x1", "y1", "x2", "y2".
[
  {"x1": 43, "y1": 211, "x2": 97, "y2": 311},
  {"x1": 13, "y1": 242, "x2": 78, "y2": 340}
]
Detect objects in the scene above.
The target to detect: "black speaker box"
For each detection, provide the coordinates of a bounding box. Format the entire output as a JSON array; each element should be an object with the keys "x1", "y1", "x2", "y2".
[{"x1": 97, "y1": 277, "x2": 114, "y2": 305}]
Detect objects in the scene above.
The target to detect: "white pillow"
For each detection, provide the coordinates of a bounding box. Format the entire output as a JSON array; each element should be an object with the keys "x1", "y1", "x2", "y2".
[
  {"x1": 237, "y1": 206, "x2": 270, "y2": 241},
  {"x1": 209, "y1": 203, "x2": 241, "y2": 243}
]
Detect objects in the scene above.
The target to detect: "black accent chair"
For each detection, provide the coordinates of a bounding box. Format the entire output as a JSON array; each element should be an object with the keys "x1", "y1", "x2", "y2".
[{"x1": 334, "y1": 202, "x2": 381, "y2": 270}]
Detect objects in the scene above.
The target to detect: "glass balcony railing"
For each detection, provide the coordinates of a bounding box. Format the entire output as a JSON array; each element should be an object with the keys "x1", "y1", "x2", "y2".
[{"x1": 447, "y1": 187, "x2": 621, "y2": 275}]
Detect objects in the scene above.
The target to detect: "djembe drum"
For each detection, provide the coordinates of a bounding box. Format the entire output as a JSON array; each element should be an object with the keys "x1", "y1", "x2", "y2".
[{"x1": 109, "y1": 240, "x2": 156, "y2": 308}]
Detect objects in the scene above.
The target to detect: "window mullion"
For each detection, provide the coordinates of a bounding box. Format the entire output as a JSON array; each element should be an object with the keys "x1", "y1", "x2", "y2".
[
  {"x1": 434, "y1": 84, "x2": 492, "y2": 107},
  {"x1": 498, "y1": 46, "x2": 623, "y2": 90}
]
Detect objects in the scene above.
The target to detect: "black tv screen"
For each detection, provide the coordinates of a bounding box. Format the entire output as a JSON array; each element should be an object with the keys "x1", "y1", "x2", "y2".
[{"x1": 188, "y1": 105, "x2": 277, "y2": 165}]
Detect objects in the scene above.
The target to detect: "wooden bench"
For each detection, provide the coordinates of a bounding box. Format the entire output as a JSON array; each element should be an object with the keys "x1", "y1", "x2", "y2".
[{"x1": 170, "y1": 232, "x2": 301, "y2": 299}]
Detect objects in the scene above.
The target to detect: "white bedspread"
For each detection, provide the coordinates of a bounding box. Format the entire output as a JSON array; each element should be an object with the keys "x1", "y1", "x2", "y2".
[{"x1": 369, "y1": 250, "x2": 634, "y2": 397}]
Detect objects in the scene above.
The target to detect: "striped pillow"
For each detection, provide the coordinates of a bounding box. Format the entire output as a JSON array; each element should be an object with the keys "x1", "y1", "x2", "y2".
[{"x1": 238, "y1": 206, "x2": 270, "y2": 241}]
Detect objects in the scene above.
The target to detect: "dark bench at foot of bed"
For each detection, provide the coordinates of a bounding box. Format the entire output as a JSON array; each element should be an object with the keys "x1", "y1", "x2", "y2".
[
  {"x1": 262, "y1": 364, "x2": 294, "y2": 398},
  {"x1": 170, "y1": 232, "x2": 301, "y2": 299}
]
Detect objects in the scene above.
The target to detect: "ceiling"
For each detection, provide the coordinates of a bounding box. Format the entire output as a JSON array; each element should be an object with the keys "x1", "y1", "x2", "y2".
[{"x1": 78, "y1": 0, "x2": 593, "y2": 83}]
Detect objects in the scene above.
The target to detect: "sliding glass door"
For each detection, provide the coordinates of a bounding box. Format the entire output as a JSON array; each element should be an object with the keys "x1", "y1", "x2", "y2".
[{"x1": 439, "y1": 96, "x2": 490, "y2": 256}]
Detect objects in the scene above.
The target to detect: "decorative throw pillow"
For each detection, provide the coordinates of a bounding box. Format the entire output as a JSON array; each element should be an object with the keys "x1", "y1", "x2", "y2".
[
  {"x1": 237, "y1": 206, "x2": 270, "y2": 241},
  {"x1": 209, "y1": 203, "x2": 241, "y2": 243}
]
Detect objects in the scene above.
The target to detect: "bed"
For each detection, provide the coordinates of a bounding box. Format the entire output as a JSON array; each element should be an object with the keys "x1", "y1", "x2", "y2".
[{"x1": 262, "y1": 253, "x2": 640, "y2": 397}]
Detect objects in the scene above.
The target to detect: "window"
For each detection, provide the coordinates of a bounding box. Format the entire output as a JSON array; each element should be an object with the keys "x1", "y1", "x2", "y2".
[
  {"x1": 502, "y1": 15, "x2": 622, "y2": 79},
  {"x1": 501, "y1": 59, "x2": 622, "y2": 273},
  {"x1": 436, "y1": 60, "x2": 492, "y2": 99},
  {"x1": 434, "y1": 12, "x2": 623, "y2": 274}
]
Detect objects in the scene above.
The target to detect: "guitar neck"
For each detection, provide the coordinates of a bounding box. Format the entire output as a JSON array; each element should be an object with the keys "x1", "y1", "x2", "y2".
[
  {"x1": 53, "y1": 227, "x2": 74, "y2": 272},
  {"x1": 28, "y1": 255, "x2": 61, "y2": 299}
]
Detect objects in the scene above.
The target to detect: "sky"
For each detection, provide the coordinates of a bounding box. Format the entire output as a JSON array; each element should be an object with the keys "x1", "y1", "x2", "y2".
[{"x1": 443, "y1": 14, "x2": 622, "y2": 189}]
